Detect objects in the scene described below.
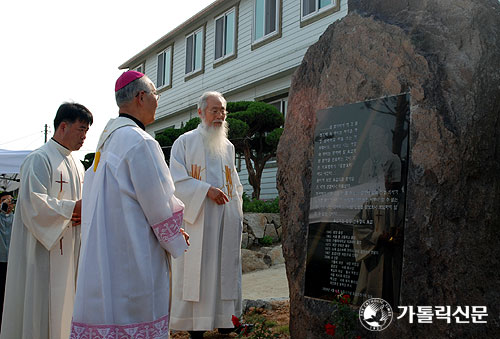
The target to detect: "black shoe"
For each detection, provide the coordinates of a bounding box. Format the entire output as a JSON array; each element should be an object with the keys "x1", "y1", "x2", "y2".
[
  {"x1": 188, "y1": 330, "x2": 205, "y2": 339},
  {"x1": 218, "y1": 327, "x2": 235, "y2": 334}
]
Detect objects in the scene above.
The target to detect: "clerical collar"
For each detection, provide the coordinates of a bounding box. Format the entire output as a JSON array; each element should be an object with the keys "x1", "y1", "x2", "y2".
[
  {"x1": 50, "y1": 138, "x2": 71, "y2": 156},
  {"x1": 119, "y1": 114, "x2": 145, "y2": 130}
]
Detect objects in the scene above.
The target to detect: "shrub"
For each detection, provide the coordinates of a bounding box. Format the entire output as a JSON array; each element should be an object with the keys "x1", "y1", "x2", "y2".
[
  {"x1": 233, "y1": 311, "x2": 279, "y2": 339},
  {"x1": 243, "y1": 193, "x2": 279, "y2": 213},
  {"x1": 324, "y1": 293, "x2": 360, "y2": 338},
  {"x1": 259, "y1": 235, "x2": 274, "y2": 246}
]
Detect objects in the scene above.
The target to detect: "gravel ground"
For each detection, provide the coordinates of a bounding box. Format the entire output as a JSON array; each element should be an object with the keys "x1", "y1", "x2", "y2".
[{"x1": 242, "y1": 264, "x2": 288, "y2": 300}]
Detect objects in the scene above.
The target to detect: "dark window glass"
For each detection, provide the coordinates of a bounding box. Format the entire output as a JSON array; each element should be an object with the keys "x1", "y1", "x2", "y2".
[
  {"x1": 157, "y1": 53, "x2": 165, "y2": 87},
  {"x1": 303, "y1": 0, "x2": 315, "y2": 16},
  {"x1": 215, "y1": 17, "x2": 224, "y2": 60},
  {"x1": 186, "y1": 35, "x2": 193, "y2": 74},
  {"x1": 265, "y1": 0, "x2": 276, "y2": 35}
]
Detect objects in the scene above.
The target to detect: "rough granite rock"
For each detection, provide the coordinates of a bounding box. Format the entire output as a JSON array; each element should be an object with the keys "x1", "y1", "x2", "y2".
[
  {"x1": 241, "y1": 233, "x2": 250, "y2": 249},
  {"x1": 241, "y1": 248, "x2": 271, "y2": 273},
  {"x1": 244, "y1": 213, "x2": 281, "y2": 243},
  {"x1": 277, "y1": 1, "x2": 500, "y2": 338},
  {"x1": 244, "y1": 213, "x2": 268, "y2": 238},
  {"x1": 263, "y1": 223, "x2": 280, "y2": 242},
  {"x1": 241, "y1": 245, "x2": 285, "y2": 273},
  {"x1": 268, "y1": 245, "x2": 285, "y2": 266}
]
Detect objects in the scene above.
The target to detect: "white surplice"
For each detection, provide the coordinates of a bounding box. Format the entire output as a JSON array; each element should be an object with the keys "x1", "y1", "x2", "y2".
[
  {"x1": 70, "y1": 117, "x2": 188, "y2": 339},
  {"x1": 169, "y1": 126, "x2": 243, "y2": 331},
  {"x1": 0, "y1": 139, "x2": 83, "y2": 339}
]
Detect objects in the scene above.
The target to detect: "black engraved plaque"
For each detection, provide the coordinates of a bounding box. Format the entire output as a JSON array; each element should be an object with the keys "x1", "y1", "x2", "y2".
[{"x1": 304, "y1": 94, "x2": 410, "y2": 308}]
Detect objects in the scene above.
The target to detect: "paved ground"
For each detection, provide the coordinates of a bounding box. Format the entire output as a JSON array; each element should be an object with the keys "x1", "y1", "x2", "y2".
[
  {"x1": 171, "y1": 264, "x2": 290, "y2": 339},
  {"x1": 242, "y1": 264, "x2": 289, "y2": 300}
]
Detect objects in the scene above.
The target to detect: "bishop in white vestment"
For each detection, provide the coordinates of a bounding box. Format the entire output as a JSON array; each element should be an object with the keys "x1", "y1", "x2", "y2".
[
  {"x1": 169, "y1": 92, "x2": 243, "y2": 336},
  {"x1": 0, "y1": 103, "x2": 93, "y2": 339},
  {"x1": 71, "y1": 71, "x2": 188, "y2": 339}
]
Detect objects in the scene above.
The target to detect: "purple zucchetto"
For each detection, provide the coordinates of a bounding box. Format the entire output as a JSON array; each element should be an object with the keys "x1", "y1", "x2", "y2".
[{"x1": 115, "y1": 70, "x2": 145, "y2": 92}]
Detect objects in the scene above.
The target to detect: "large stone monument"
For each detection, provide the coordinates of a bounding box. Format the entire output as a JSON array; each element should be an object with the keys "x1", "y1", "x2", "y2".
[{"x1": 277, "y1": 0, "x2": 500, "y2": 337}]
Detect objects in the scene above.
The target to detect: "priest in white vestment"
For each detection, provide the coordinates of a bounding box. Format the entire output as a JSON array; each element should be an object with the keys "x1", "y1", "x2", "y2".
[
  {"x1": 170, "y1": 91, "x2": 243, "y2": 338},
  {"x1": 0, "y1": 103, "x2": 93, "y2": 339},
  {"x1": 71, "y1": 71, "x2": 189, "y2": 339}
]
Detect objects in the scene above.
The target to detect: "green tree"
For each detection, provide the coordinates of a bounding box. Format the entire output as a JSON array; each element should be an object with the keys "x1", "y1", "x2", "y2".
[
  {"x1": 155, "y1": 128, "x2": 182, "y2": 147},
  {"x1": 155, "y1": 117, "x2": 203, "y2": 148},
  {"x1": 227, "y1": 101, "x2": 283, "y2": 200}
]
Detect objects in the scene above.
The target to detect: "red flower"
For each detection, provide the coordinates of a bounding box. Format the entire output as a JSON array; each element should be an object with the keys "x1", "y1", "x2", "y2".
[
  {"x1": 232, "y1": 315, "x2": 242, "y2": 328},
  {"x1": 325, "y1": 323, "x2": 336, "y2": 336},
  {"x1": 340, "y1": 294, "x2": 350, "y2": 304},
  {"x1": 241, "y1": 324, "x2": 251, "y2": 336}
]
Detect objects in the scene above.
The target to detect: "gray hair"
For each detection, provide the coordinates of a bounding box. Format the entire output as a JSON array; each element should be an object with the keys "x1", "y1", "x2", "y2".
[
  {"x1": 198, "y1": 91, "x2": 226, "y2": 111},
  {"x1": 115, "y1": 75, "x2": 153, "y2": 107}
]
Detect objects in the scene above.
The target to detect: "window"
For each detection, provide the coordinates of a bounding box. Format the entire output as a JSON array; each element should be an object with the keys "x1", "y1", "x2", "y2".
[
  {"x1": 134, "y1": 64, "x2": 144, "y2": 74},
  {"x1": 302, "y1": 0, "x2": 332, "y2": 17},
  {"x1": 301, "y1": 0, "x2": 339, "y2": 24},
  {"x1": 269, "y1": 98, "x2": 288, "y2": 120},
  {"x1": 185, "y1": 27, "x2": 205, "y2": 76},
  {"x1": 157, "y1": 46, "x2": 173, "y2": 88},
  {"x1": 236, "y1": 154, "x2": 243, "y2": 172},
  {"x1": 215, "y1": 8, "x2": 236, "y2": 61},
  {"x1": 266, "y1": 96, "x2": 288, "y2": 122},
  {"x1": 253, "y1": 0, "x2": 280, "y2": 43},
  {"x1": 263, "y1": 96, "x2": 287, "y2": 166}
]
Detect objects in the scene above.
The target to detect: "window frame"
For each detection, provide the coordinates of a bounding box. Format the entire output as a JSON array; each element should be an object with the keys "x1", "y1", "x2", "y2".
[
  {"x1": 251, "y1": 0, "x2": 282, "y2": 50},
  {"x1": 156, "y1": 45, "x2": 173, "y2": 90},
  {"x1": 213, "y1": 6, "x2": 238, "y2": 68},
  {"x1": 185, "y1": 25, "x2": 206, "y2": 80},
  {"x1": 268, "y1": 97, "x2": 288, "y2": 121},
  {"x1": 133, "y1": 63, "x2": 145, "y2": 74},
  {"x1": 262, "y1": 95, "x2": 288, "y2": 166},
  {"x1": 300, "y1": 0, "x2": 340, "y2": 27}
]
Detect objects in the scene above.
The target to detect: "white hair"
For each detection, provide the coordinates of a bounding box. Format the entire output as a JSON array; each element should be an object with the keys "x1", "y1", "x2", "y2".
[{"x1": 198, "y1": 91, "x2": 226, "y2": 111}]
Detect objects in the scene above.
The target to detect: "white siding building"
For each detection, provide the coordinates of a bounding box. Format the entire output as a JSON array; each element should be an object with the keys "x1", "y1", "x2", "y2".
[{"x1": 119, "y1": 0, "x2": 348, "y2": 200}]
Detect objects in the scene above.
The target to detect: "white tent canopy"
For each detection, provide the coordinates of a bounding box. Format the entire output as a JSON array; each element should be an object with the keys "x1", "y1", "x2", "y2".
[{"x1": 0, "y1": 149, "x2": 32, "y2": 192}]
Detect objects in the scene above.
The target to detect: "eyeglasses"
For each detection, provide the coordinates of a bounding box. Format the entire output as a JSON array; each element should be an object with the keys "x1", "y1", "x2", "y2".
[
  {"x1": 151, "y1": 90, "x2": 160, "y2": 101},
  {"x1": 136, "y1": 90, "x2": 160, "y2": 101},
  {"x1": 208, "y1": 109, "x2": 227, "y2": 117}
]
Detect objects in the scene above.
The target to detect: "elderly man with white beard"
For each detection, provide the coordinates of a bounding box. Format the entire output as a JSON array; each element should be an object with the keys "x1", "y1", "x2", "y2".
[{"x1": 169, "y1": 91, "x2": 244, "y2": 339}]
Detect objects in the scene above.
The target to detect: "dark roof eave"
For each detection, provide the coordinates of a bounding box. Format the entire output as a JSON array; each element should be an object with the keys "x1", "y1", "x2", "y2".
[{"x1": 118, "y1": 0, "x2": 225, "y2": 70}]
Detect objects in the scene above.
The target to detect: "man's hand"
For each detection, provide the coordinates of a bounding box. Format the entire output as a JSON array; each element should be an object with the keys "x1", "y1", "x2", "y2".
[
  {"x1": 180, "y1": 228, "x2": 190, "y2": 247},
  {"x1": 207, "y1": 186, "x2": 229, "y2": 205},
  {"x1": 71, "y1": 199, "x2": 82, "y2": 226}
]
